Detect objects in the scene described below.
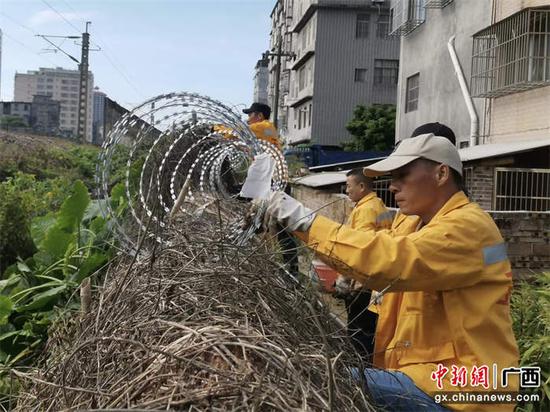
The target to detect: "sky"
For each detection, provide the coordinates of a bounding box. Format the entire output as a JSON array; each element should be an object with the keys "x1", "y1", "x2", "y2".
[{"x1": 0, "y1": 0, "x2": 274, "y2": 110}]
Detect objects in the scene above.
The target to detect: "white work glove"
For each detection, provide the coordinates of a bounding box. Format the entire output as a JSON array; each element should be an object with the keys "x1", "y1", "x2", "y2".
[
  {"x1": 264, "y1": 191, "x2": 316, "y2": 232},
  {"x1": 334, "y1": 275, "x2": 352, "y2": 298}
]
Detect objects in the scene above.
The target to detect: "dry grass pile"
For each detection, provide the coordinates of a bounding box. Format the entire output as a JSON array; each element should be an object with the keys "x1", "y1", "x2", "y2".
[{"x1": 14, "y1": 206, "x2": 374, "y2": 411}]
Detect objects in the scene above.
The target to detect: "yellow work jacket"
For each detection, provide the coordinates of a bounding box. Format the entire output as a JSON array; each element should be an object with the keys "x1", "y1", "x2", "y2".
[
  {"x1": 344, "y1": 192, "x2": 392, "y2": 291},
  {"x1": 296, "y1": 191, "x2": 519, "y2": 411},
  {"x1": 347, "y1": 192, "x2": 393, "y2": 232},
  {"x1": 249, "y1": 120, "x2": 282, "y2": 150}
]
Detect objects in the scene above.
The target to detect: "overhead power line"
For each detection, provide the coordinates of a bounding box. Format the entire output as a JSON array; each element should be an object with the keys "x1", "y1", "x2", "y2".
[
  {"x1": 57, "y1": 0, "x2": 146, "y2": 100},
  {"x1": 40, "y1": 0, "x2": 81, "y2": 34}
]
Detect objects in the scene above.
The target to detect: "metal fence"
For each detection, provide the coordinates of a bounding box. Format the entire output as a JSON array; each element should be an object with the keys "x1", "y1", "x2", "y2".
[
  {"x1": 471, "y1": 8, "x2": 550, "y2": 98},
  {"x1": 373, "y1": 178, "x2": 397, "y2": 208},
  {"x1": 424, "y1": 0, "x2": 453, "y2": 8},
  {"x1": 390, "y1": 0, "x2": 426, "y2": 36},
  {"x1": 494, "y1": 167, "x2": 550, "y2": 211}
]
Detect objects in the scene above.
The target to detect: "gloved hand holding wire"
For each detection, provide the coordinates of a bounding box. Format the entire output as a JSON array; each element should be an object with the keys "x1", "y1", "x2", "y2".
[{"x1": 263, "y1": 191, "x2": 317, "y2": 233}]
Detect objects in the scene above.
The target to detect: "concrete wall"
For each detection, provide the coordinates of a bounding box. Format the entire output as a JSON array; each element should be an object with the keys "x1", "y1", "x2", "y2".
[
  {"x1": 489, "y1": 85, "x2": 550, "y2": 144},
  {"x1": 396, "y1": 0, "x2": 491, "y2": 146},
  {"x1": 494, "y1": 0, "x2": 550, "y2": 20},
  {"x1": 292, "y1": 183, "x2": 550, "y2": 273}
]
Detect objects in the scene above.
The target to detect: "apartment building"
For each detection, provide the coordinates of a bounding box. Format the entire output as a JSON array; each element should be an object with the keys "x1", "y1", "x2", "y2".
[
  {"x1": 253, "y1": 57, "x2": 269, "y2": 105},
  {"x1": 93, "y1": 87, "x2": 107, "y2": 145},
  {"x1": 1, "y1": 101, "x2": 31, "y2": 125},
  {"x1": 391, "y1": 0, "x2": 550, "y2": 212},
  {"x1": 14, "y1": 67, "x2": 93, "y2": 142},
  {"x1": 268, "y1": 0, "x2": 294, "y2": 135},
  {"x1": 268, "y1": 0, "x2": 400, "y2": 146}
]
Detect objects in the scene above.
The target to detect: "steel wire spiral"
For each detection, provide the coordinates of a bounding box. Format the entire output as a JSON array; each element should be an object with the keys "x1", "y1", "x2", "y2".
[{"x1": 96, "y1": 92, "x2": 288, "y2": 253}]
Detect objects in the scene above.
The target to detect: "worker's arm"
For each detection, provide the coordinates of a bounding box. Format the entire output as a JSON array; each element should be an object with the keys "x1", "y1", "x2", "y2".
[
  {"x1": 295, "y1": 213, "x2": 499, "y2": 292},
  {"x1": 349, "y1": 207, "x2": 378, "y2": 232}
]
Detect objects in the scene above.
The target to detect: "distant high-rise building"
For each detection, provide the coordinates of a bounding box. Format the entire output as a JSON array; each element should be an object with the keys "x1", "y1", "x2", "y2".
[
  {"x1": 92, "y1": 87, "x2": 107, "y2": 144},
  {"x1": 253, "y1": 56, "x2": 269, "y2": 104},
  {"x1": 14, "y1": 67, "x2": 94, "y2": 142}
]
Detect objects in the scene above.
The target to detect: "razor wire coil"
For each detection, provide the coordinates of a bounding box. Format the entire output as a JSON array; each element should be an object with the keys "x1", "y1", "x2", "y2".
[{"x1": 96, "y1": 92, "x2": 288, "y2": 253}]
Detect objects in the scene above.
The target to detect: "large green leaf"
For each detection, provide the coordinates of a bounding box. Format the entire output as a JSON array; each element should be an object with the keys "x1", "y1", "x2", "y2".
[
  {"x1": 0, "y1": 296, "x2": 13, "y2": 325},
  {"x1": 83, "y1": 199, "x2": 105, "y2": 223},
  {"x1": 30, "y1": 213, "x2": 56, "y2": 246},
  {"x1": 0, "y1": 275, "x2": 21, "y2": 294},
  {"x1": 70, "y1": 253, "x2": 108, "y2": 284},
  {"x1": 55, "y1": 180, "x2": 90, "y2": 232},
  {"x1": 15, "y1": 284, "x2": 67, "y2": 313},
  {"x1": 41, "y1": 226, "x2": 74, "y2": 260}
]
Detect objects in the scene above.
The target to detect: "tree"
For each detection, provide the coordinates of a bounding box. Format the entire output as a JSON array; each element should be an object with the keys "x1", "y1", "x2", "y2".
[
  {"x1": 0, "y1": 115, "x2": 28, "y2": 131},
  {"x1": 344, "y1": 104, "x2": 396, "y2": 151}
]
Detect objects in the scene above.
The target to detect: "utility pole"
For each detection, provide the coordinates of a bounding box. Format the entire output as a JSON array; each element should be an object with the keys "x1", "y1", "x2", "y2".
[
  {"x1": 264, "y1": 34, "x2": 295, "y2": 129},
  {"x1": 37, "y1": 22, "x2": 98, "y2": 143},
  {"x1": 77, "y1": 22, "x2": 91, "y2": 143}
]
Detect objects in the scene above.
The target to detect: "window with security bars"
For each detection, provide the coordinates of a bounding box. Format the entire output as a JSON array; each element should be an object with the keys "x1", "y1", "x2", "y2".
[
  {"x1": 356, "y1": 13, "x2": 370, "y2": 38},
  {"x1": 390, "y1": 0, "x2": 426, "y2": 36},
  {"x1": 374, "y1": 60, "x2": 399, "y2": 85},
  {"x1": 471, "y1": 8, "x2": 550, "y2": 98},
  {"x1": 405, "y1": 73, "x2": 419, "y2": 112},
  {"x1": 494, "y1": 168, "x2": 550, "y2": 211}
]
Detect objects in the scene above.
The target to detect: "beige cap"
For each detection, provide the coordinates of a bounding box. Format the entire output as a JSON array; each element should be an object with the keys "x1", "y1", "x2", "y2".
[{"x1": 363, "y1": 133, "x2": 463, "y2": 177}]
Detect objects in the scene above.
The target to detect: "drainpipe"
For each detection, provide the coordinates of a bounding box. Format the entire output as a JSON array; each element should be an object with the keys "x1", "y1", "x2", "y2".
[{"x1": 447, "y1": 35, "x2": 479, "y2": 146}]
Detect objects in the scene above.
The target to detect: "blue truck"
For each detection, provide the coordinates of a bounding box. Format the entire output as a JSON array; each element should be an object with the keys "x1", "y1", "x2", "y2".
[{"x1": 284, "y1": 145, "x2": 390, "y2": 170}]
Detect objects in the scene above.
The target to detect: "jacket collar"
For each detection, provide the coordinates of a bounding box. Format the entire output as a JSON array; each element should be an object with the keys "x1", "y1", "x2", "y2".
[
  {"x1": 428, "y1": 191, "x2": 470, "y2": 224},
  {"x1": 355, "y1": 192, "x2": 375, "y2": 208}
]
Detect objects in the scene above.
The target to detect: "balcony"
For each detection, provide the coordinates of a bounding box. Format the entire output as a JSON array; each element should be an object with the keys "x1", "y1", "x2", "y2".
[
  {"x1": 424, "y1": 0, "x2": 453, "y2": 8},
  {"x1": 389, "y1": 0, "x2": 426, "y2": 36},
  {"x1": 471, "y1": 8, "x2": 550, "y2": 98}
]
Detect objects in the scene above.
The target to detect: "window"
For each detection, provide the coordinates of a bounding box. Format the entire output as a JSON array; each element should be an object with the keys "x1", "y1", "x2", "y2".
[
  {"x1": 354, "y1": 68, "x2": 368, "y2": 82},
  {"x1": 405, "y1": 73, "x2": 419, "y2": 112},
  {"x1": 374, "y1": 60, "x2": 399, "y2": 85},
  {"x1": 377, "y1": 13, "x2": 391, "y2": 37},
  {"x1": 308, "y1": 103, "x2": 312, "y2": 126},
  {"x1": 356, "y1": 14, "x2": 370, "y2": 38},
  {"x1": 471, "y1": 8, "x2": 550, "y2": 97},
  {"x1": 298, "y1": 66, "x2": 307, "y2": 90}
]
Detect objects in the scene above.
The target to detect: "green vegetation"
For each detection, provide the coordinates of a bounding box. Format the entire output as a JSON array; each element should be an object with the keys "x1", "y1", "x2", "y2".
[
  {"x1": 0, "y1": 133, "x2": 118, "y2": 402},
  {"x1": 512, "y1": 272, "x2": 550, "y2": 412},
  {"x1": 344, "y1": 104, "x2": 396, "y2": 152},
  {"x1": 0, "y1": 116, "x2": 28, "y2": 131}
]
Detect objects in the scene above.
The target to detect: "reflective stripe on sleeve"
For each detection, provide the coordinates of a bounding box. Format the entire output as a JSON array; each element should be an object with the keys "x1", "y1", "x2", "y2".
[{"x1": 483, "y1": 242, "x2": 508, "y2": 265}]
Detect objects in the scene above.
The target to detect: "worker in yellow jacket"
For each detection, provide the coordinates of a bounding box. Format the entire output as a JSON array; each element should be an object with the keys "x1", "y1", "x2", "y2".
[
  {"x1": 242, "y1": 102, "x2": 282, "y2": 150},
  {"x1": 263, "y1": 133, "x2": 520, "y2": 411},
  {"x1": 334, "y1": 168, "x2": 392, "y2": 359}
]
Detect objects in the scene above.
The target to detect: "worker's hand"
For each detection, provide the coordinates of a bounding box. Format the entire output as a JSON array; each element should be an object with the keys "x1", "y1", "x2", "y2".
[{"x1": 263, "y1": 191, "x2": 316, "y2": 233}]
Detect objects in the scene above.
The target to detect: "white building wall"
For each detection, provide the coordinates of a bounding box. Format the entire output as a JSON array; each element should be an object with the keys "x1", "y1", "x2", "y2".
[
  {"x1": 395, "y1": 0, "x2": 491, "y2": 147},
  {"x1": 14, "y1": 67, "x2": 94, "y2": 142}
]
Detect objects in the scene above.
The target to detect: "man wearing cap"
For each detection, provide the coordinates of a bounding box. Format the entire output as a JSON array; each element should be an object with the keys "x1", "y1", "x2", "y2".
[
  {"x1": 242, "y1": 102, "x2": 282, "y2": 150},
  {"x1": 334, "y1": 168, "x2": 392, "y2": 360},
  {"x1": 263, "y1": 133, "x2": 519, "y2": 411}
]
